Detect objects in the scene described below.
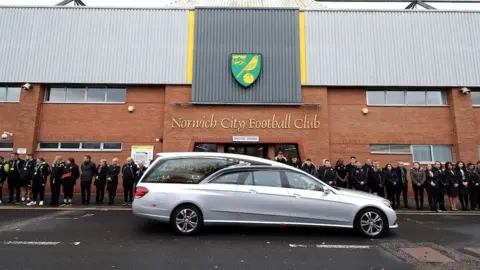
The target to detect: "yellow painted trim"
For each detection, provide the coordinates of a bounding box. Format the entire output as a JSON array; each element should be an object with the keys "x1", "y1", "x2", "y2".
[
  {"x1": 299, "y1": 12, "x2": 307, "y2": 85},
  {"x1": 186, "y1": 10, "x2": 195, "y2": 84}
]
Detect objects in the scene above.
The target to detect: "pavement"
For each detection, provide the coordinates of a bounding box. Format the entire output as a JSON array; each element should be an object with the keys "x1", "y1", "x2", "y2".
[{"x1": 0, "y1": 207, "x2": 480, "y2": 270}]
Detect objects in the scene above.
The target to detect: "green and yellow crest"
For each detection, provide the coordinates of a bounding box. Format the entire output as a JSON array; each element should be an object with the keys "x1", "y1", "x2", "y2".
[{"x1": 230, "y1": 53, "x2": 262, "y2": 87}]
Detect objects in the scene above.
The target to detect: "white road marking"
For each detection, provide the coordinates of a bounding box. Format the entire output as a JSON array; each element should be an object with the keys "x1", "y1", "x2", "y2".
[
  {"x1": 55, "y1": 213, "x2": 94, "y2": 220},
  {"x1": 73, "y1": 242, "x2": 81, "y2": 246},
  {"x1": 0, "y1": 211, "x2": 71, "y2": 232},
  {"x1": 289, "y1": 244, "x2": 372, "y2": 249},
  {"x1": 4, "y1": 241, "x2": 60, "y2": 246}
]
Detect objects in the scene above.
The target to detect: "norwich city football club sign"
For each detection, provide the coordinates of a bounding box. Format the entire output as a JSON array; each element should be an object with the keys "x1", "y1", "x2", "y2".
[{"x1": 230, "y1": 53, "x2": 262, "y2": 87}]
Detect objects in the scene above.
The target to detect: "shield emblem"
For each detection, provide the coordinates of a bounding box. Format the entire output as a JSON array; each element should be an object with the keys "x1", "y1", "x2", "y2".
[{"x1": 230, "y1": 53, "x2": 262, "y2": 87}]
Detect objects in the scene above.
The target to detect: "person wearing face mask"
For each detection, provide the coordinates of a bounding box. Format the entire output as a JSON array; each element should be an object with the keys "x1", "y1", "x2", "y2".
[
  {"x1": 49, "y1": 156, "x2": 65, "y2": 206},
  {"x1": 95, "y1": 159, "x2": 108, "y2": 205},
  {"x1": 467, "y1": 163, "x2": 479, "y2": 211},
  {"x1": 27, "y1": 158, "x2": 50, "y2": 206},
  {"x1": 61, "y1": 157, "x2": 79, "y2": 207},
  {"x1": 444, "y1": 162, "x2": 458, "y2": 211},
  {"x1": 122, "y1": 157, "x2": 138, "y2": 206},
  {"x1": 395, "y1": 161, "x2": 409, "y2": 209},
  {"x1": 384, "y1": 164, "x2": 400, "y2": 209},
  {"x1": 274, "y1": 151, "x2": 288, "y2": 164},
  {"x1": 318, "y1": 160, "x2": 336, "y2": 186},
  {"x1": 362, "y1": 158, "x2": 375, "y2": 193},
  {"x1": 353, "y1": 161, "x2": 368, "y2": 192},
  {"x1": 80, "y1": 155, "x2": 96, "y2": 205},
  {"x1": 107, "y1": 158, "x2": 121, "y2": 205},
  {"x1": 425, "y1": 164, "x2": 440, "y2": 212},
  {"x1": 371, "y1": 162, "x2": 385, "y2": 198},
  {"x1": 301, "y1": 159, "x2": 317, "y2": 177},
  {"x1": 434, "y1": 161, "x2": 447, "y2": 211},
  {"x1": 346, "y1": 156, "x2": 356, "y2": 189},
  {"x1": 7, "y1": 152, "x2": 25, "y2": 204},
  {"x1": 20, "y1": 154, "x2": 36, "y2": 204},
  {"x1": 289, "y1": 157, "x2": 301, "y2": 169},
  {"x1": 455, "y1": 161, "x2": 470, "y2": 211},
  {"x1": 334, "y1": 158, "x2": 348, "y2": 188},
  {"x1": 410, "y1": 162, "x2": 426, "y2": 210}
]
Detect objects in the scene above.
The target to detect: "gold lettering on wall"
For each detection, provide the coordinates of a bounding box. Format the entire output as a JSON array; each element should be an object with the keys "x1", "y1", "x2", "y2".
[{"x1": 171, "y1": 114, "x2": 320, "y2": 132}]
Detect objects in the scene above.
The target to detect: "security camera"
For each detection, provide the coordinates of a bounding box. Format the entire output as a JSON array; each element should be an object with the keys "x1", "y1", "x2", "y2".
[
  {"x1": 1, "y1": 133, "x2": 8, "y2": 140},
  {"x1": 21, "y1": 83, "x2": 31, "y2": 91},
  {"x1": 460, "y1": 87, "x2": 471, "y2": 95}
]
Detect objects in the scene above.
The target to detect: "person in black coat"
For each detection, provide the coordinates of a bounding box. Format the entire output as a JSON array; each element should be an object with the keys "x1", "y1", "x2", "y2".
[
  {"x1": 467, "y1": 163, "x2": 480, "y2": 211},
  {"x1": 80, "y1": 155, "x2": 96, "y2": 205},
  {"x1": 455, "y1": 161, "x2": 470, "y2": 211},
  {"x1": 434, "y1": 162, "x2": 447, "y2": 211},
  {"x1": 135, "y1": 160, "x2": 147, "y2": 188},
  {"x1": 21, "y1": 154, "x2": 36, "y2": 204},
  {"x1": 318, "y1": 160, "x2": 336, "y2": 186},
  {"x1": 361, "y1": 159, "x2": 375, "y2": 193},
  {"x1": 61, "y1": 157, "x2": 79, "y2": 206},
  {"x1": 395, "y1": 162, "x2": 409, "y2": 209},
  {"x1": 371, "y1": 162, "x2": 385, "y2": 198},
  {"x1": 353, "y1": 161, "x2": 368, "y2": 192},
  {"x1": 122, "y1": 157, "x2": 137, "y2": 206},
  {"x1": 0, "y1": 156, "x2": 6, "y2": 204},
  {"x1": 384, "y1": 164, "x2": 400, "y2": 209},
  {"x1": 274, "y1": 151, "x2": 288, "y2": 164},
  {"x1": 49, "y1": 156, "x2": 65, "y2": 206},
  {"x1": 444, "y1": 162, "x2": 458, "y2": 211},
  {"x1": 7, "y1": 152, "x2": 25, "y2": 204},
  {"x1": 301, "y1": 159, "x2": 317, "y2": 177},
  {"x1": 289, "y1": 157, "x2": 301, "y2": 169},
  {"x1": 107, "y1": 158, "x2": 121, "y2": 205},
  {"x1": 346, "y1": 156, "x2": 356, "y2": 189},
  {"x1": 95, "y1": 159, "x2": 108, "y2": 205},
  {"x1": 425, "y1": 164, "x2": 440, "y2": 212},
  {"x1": 28, "y1": 158, "x2": 50, "y2": 206},
  {"x1": 334, "y1": 158, "x2": 348, "y2": 188}
]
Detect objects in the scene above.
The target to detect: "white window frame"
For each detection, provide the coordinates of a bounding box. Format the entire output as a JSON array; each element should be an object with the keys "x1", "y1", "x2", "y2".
[
  {"x1": 369, "y1": 144, "x2": 412, "y2": 155},
  {"x1": 0, "y1": 86, "x2": 21, "y2": 103},
  {"x1": 44, "y1": 86, "x2": 126, "y2": 104},
  {"x1": 0, "y1": 141, "x2": 14, "y2": 151},
  {"x1": 37, "y1": 142, "x2": 123, "y2": 152},
  {"x1": 411, "y1": 144, "x2": 453, "y2": 164},
  {"x1": 366, "y1": 89, "x2": 448, "y2": 107}
]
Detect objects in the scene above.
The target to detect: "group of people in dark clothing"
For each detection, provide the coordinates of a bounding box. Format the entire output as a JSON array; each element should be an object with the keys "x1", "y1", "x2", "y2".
[
  {"x1": 0, "y1": 153, "x2": 147, "y2": 206},
  {"x1": 275, "y1": 153, "x2": 480, "y2": 212}
]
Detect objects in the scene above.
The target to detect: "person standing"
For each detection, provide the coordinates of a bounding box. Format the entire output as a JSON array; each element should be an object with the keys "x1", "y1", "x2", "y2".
[
  {"x1": 28, "y1": 158, "x2": 50, "y2": 206},
  {"x1": 274, "y1": 151, "x2": 288, "y2": 164},
  {"x1": 21, "y1": 154, "x2": 36, "y2": 204},
  {"x1": 49, "y1": 156, "x2": 64, "y2": 206},
  {"x1": 456, "y1": 161, "x2": 470, "y2": 211},
  {"x1": 7, "y1": 153, "x2": 24, "y2": 204},
  {"x1": 301, "y1": 159, "x2": 317, "y2": 177},
  {"x1": 395, "y1": 162, "x2": 409, "y2": 209},
  {"x1": 107, "y1": 158, "x2": 120, "y2": 205},
  {"x1": 135, "y1": 160, "x2": 147, "y2": 190},
  {"x1": 334, "y1": 158, "x2": 348, "y2": 188},
  {"x1": 444, "y1": 162, "x2": 458, "y2": 211},
  {"x1": 384, "y1": 164, "x2": 400, "y2": 209},
  {"x1": 372, "y1": 162, "x2": 385, "y2": 198},
  {"x1": 122, "y1": 157, "x2": 137, "y2": 206},
  {"x1": 362, "y1": 159, "x2": 375, "y2": 193},
  {"x1": 80, "y1": 155, "x2": 96, "y2": 205},
  {"x1": 61, "y1": 157, "x2": 79, "y2": 207},
  {"x1": 353, "y1": 161, "x2": 368, "y2": 192},
  {"x1": 289, "y1": 157, "x2": 301, "y2": 169},
  {"x1": 95, "y1": 159, "x2": 108, "y2": 205},
  {"x1": 467, "y1": 163, "x2": 480, "y2": 211},
  {"x1": 346, "y1": 156, "x2": 356, "y2": 189},
  {"x1": 318, "y1": 160, "x2": 336, "y2": 186},
  {"x1": 0, "y1": 156, "x2": 6, "y2": 204},
  {"x1": 425, "y1": 164, "x2": 440, "y2": 212},
  {"x1": 410, "y1": 162, "x2": 426, "y2": 210},
  {"x1": 435, "y1": 162, "x2": 447, "y2": 211}
]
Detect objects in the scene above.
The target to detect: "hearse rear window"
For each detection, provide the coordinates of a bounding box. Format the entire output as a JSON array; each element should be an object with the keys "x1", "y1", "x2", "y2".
[{"x1": 141, "y1": 157, "x2": 245, "y2": 184}]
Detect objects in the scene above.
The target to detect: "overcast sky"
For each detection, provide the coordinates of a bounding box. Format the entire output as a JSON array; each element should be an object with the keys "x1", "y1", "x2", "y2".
[{"x1": 0, "y1": 0, "x2": 479, "y2": 10}]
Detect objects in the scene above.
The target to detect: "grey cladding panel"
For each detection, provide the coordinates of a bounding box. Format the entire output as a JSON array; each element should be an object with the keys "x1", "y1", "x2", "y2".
[{"x1": 192, "y1": 8, "x2": 301, "y2": 104}]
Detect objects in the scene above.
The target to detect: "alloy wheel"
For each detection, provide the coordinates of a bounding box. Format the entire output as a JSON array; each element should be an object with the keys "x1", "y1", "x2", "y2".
[
  {"x1": 175, "y1": 208, "x2": 199, "y2": 233},
  {"x1": 360, "y1": 211, "x2": 383, "y2": 237}
]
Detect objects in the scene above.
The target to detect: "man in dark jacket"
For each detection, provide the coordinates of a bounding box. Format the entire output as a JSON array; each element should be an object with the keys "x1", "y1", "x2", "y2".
[
  {"x1": 21, "y1": 153, "x2": 36, "y2": 204},
  {"x1": 346, "y1": 156, "x2": 356, "y2": 189},
  {"x1": 80, "y1": 155, "x2": 96, "y2": 205},
  {"x1": 362, "y1": 158, "x2": 375, "y2": 193},
  {"x1": 274, "y1": 151, "x2": 288, "y2": 164},
  {"x1": 318, "y1": 160, "x2": 336, "y2": 186},
  {"x1": 122, "y1": 157, "x2": 137, "y2": 206},
  {"x1": 301, "y1": 159, "x2": 317, "y2": 177},
  {"x1": 7, "y1": 152, "x2": 24, "y2": 204},
  {"x1": 395, "y1": 161, "x2": 409, "y2": 209},
  {"x1": 0, "y1": 156, "x2": 6, "y2": 204}
]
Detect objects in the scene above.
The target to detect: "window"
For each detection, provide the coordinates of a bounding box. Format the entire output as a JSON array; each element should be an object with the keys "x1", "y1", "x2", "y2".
[
  {"x1": 370, "y1": 144, "x2": 411, "y2": 154},
  {"x1": 275, "y1": 144, "x2": 300, "y2": 162},
  {"x1": 210, "y1": 172, "x2": 243, "y2": 185},
  {"x1": 285, "y1": 171, "x2": 323, "y2": 191},
  {"x1": 0, "y1": 141, "x2": 14, "y2": 151},
  {"x1": 367, "y1": 89, "x2": 447, "y2": 106},
  {"x1": 252, "y1": 171, "x2": 282, "y2": 187},
  {"x1": 141, "y1": 157, "x2": 241, "y2": 184},
  {"x1": 472, "y1": 89, "x2": 480, "y2": 106},
  {"x1": 412, "y1": 145, "x2": 453, "y2": 163},
  {"x1": 45, "y1": 86, "x2": 126, "y2": 103},
  {"x1": 194, "y1": 143, "x2": 218, "y2": 152},
  {"x1": 37, "y1": 142, "x2": 122, "y2": 151},
  {"x1": 0, "y1": 86, "x2": 21, "y2": 102}
]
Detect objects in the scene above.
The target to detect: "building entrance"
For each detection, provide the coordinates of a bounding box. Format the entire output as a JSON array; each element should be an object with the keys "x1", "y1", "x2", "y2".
[{"x1": 224, "y1": 144, "x2": 268, "y2": 159}]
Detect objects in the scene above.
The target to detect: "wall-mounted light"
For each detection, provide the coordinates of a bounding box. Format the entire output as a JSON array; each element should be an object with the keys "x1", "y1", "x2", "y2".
[
  {"x1": 21, "y1": 83, "x2": 31, "y2": 91},
  {"x1": 127, "y1": 105, "x2": 135, "y2": 113},
  {"x1": 361, "y1": 108, "x2": 369, "y2": 115},
  {"x1": 460, "y1": 87, "x2": 471, "y2": 95},
  {"x1": 2, "y1": 131, "x2": 14, "y2": 140}
]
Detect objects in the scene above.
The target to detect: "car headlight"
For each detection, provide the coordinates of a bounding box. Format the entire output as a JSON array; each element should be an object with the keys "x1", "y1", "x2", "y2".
[{"x1": 382, "y1": 200, "x2": 392, "y2": 208}]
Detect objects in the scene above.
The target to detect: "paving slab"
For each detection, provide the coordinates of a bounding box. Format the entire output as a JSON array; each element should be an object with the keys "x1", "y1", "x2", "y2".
[{"x1": 401, "y1": 247, "x2": 455, "y2": 263}]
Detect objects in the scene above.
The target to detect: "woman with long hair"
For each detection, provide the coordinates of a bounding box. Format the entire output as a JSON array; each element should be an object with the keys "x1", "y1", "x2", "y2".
[
  {"x1": 410, "y1": 162, "x2": 426, "y2": 210},
  {"x1": 467, "y1": 163, "x2": 480, "y2": 210},
  {"x1": 384, "y1": 164, "x2": 399, "y2": 209},
  {"x1": 425, "y1": 164, "x2": 439, "y2": 212},
  {"x1": 445, "y1": 162, "x2": 458, "y2": 211},
  {"x1": 456, "y1": 161, "x2": 470, "y2": 211},
  {"x1": 28, "y1": 157, "x2": 49, "y2": 206},
  {"x1": 62, "y1": 157, "x2": 79, "y2": 206},
  {"x1": 434, "y1": 161, "x2": 447, "y2": 211},
  {"x1": 372, "y1": 162, "x2": 385, "y2": 198}
]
